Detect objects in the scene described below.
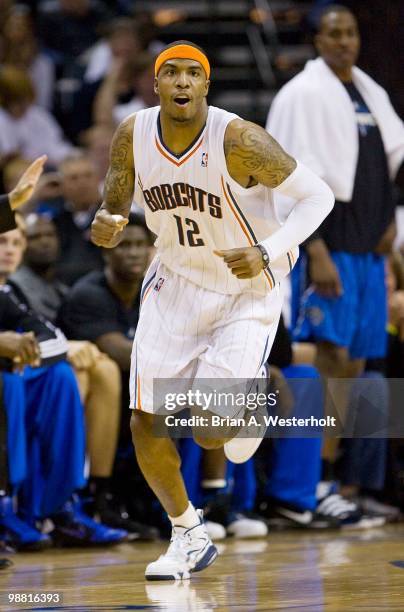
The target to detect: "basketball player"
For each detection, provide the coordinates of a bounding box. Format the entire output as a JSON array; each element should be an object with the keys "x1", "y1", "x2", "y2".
[{"x1": 91, "y1": 41, "x2": 334, "y2": 580}]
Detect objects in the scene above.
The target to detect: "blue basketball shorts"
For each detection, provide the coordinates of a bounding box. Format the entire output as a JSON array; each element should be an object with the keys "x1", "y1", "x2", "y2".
[{"x1": 293, "y1": 252, "x2": 387, "y2": 359}]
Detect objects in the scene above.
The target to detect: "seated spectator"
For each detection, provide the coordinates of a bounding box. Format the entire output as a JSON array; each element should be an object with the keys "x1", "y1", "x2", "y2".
[
  {"x1": 59, "y1": 214, "x2": 160, "y2": 528},
  {"x1": 0, "y1": 217, "x2": 127, "y2": 549},
  {"x1": 0, "y1": 154, "x2": 46, "y2": 568},
  {"x1": 63, "y1": 19, "x2": 144, "y2": 140},
  {"x1": 80, "y1": 124, "x2": 115, "y2": 184},
  {"x1": 8, "y1": 213, "x2": 152, "y2": 538},
  {"x1": 59, "y1": 213, "x2": 151, "y2": 370},
  {"x1": 0, "y1": 66, "x2": 74, "y2": 165},
  {"x1": 1, "y1": 5, "x2": 55, "y2": 110},
  {"x1": 84, "y1": 17, "x2": 141, "y2": 84},
  {"x1": 37, "y1": 0, "x2": 113, "y2": 65},
  {"x1": 93, "y1": 52, "x2": 157, "y2": 128},
  {"x1": 11, "y1": 213, "x2": 70, "y2": 319},
  {"x1": 41, "y1": 153, "x2": 104, "y2": 285}
]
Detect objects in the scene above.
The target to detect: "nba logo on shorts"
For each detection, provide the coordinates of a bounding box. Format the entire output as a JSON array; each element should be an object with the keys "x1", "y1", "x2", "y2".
[
  {"x1": 201, "y1": 152, "x2": 208, "y2": 167},
  {"x1": 154, "y1": 277, "x2": 165, "y2": 292}
]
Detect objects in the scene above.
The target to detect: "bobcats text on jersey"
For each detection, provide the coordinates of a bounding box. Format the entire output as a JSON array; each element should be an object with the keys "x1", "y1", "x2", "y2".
[{"x1": 140, "y1": 180, "x2": 222, "y2": 219}]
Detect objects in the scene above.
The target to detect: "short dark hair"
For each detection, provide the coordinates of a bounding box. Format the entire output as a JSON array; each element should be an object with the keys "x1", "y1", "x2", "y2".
[
  {"x1": 127, "y1": 211, "x2": 153, "y2": 244},
  {"x1": 316, "y1": 4, "x2": 354, "y2": 32},
  {"x1": 163, "y1": 40, "x2": 207, "y2": 57}
]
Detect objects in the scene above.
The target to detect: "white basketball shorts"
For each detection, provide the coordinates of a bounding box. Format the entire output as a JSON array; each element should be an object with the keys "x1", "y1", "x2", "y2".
[{"x1": 129, "y1": 258, "x2": 283, "y2": 413}]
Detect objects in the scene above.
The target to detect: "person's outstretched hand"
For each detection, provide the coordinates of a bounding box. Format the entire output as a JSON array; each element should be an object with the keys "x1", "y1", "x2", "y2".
[{"x1": 9, "y1": 155, "x2": 47, "y2": 210}]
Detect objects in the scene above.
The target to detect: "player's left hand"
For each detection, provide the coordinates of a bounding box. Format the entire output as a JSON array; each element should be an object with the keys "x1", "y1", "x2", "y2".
[
  {"x1": 9, "y1": 155, "x2": 47, "y2": 210},
  {"x1": 214, "y1": 246, "x2": 264, "y2": 279}
]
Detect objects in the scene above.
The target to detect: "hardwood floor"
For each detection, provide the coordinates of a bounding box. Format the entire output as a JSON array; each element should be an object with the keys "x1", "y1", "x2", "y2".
[{"x1": 1, "y1": 525, "x2": 404, "y2": 610}]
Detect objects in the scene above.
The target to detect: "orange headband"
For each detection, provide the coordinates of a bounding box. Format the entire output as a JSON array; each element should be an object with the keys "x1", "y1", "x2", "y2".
[{"x1": 155, "y1": 44, "x2": 210, "y2": 79}]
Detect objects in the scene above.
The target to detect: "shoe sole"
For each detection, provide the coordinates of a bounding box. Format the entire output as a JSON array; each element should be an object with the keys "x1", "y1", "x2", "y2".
[
  {"x1": 145, "y1": 544, "x2": 218, "y2": 581},
  {"x1": 341, "y1": 517, "x2": 386, "y2": 529},
  {"x1": 224, "y1": 436, "x2": 265, "y2": 464}
]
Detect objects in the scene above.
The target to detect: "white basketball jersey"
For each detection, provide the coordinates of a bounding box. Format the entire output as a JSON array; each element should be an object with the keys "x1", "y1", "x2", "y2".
[{"x1": 133, "y1": 105, "x2": 298, "y2": 295}]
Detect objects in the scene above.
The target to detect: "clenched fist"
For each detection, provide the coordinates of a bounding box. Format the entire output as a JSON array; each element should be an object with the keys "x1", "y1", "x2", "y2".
[
  {"x1": 214, "y1": 246, "x2": 265, "y2": 279},
  {"x1": 91, "y1": 209, "x2": 128, "y2": 248}
]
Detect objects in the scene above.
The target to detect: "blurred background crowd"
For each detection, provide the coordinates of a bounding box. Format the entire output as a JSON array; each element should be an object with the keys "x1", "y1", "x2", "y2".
[{"x1": 0, "y1": 0, "x2": 404, "y2": 554}]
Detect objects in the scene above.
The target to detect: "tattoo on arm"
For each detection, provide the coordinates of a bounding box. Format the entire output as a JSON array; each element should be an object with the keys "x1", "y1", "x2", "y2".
[
  {"x1": 102, "y1": 116, "x2": 135, "y2": 216},
  {"x1": 224, "y1": 120, "x2": 296, "y2": 188}
]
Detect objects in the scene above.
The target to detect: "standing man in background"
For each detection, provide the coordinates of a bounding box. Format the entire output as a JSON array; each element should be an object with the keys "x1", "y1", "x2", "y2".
[{"x1": 266, "y1": 5, "x2": 404, "y2": 479}]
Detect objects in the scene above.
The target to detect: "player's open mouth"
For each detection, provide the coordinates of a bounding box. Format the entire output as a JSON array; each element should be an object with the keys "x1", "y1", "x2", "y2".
[{"x1": 174, "y1": 96, "x2": 191, "y2": 107}]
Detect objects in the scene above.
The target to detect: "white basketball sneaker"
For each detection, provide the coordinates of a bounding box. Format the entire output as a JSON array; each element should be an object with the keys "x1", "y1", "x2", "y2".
[{"x1": 145, "y1": 510, "x2": 218, "y2": 581}]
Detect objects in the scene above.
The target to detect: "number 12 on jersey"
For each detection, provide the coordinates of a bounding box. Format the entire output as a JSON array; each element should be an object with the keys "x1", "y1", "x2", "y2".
[{"x1": 173, "y1": 215, "x2": 205, "y2": 247}]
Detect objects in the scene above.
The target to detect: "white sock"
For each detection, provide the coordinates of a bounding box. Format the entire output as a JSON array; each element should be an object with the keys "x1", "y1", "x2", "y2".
[{"x1": 169, "y1": 502, "x2": 199, "y2": 528}]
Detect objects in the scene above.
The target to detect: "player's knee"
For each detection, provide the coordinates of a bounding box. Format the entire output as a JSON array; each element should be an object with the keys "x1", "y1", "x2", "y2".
[{"x1": 130, "y1": 411, "x2": 154, "y2": 444}]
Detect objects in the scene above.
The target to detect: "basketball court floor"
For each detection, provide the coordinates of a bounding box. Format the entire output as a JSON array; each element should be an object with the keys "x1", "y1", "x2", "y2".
[{"x1": 1, "y1": 525, "x2": 404, "y2": 610}]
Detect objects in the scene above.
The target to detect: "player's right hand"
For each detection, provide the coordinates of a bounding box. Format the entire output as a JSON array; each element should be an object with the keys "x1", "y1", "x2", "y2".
[
  {"x1": 308, "y1": 251, "x2": 343, "y2": 297},
  {"x1": 91, "y1": 208, "x2": 128, "y2": 248}
]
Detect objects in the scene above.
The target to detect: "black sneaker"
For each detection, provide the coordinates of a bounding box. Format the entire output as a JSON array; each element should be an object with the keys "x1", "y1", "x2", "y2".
[
  {"x1": 316, "y1": 483, "x2": 386, "y2": 530},
  {"x1": 355, "y1": 496, "x2": 401, "y2": 523},
  {"x1": 258, "y1": 496, "x2": 341, "y2": 529},
  {"x1": 84, "y1": 490, "x2": 160, "y2": 542},
  {"x1": 96, "y1": 506, "x2": 159, "y2": 542},
  {"x1": 203, "y1": 493, "x2": 231, "y2": 526}
]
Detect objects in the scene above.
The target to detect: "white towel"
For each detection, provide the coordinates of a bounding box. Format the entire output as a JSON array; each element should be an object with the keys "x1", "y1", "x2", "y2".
[{"x1": 266, "y1": 57, "x2": 404, "y2": 201}]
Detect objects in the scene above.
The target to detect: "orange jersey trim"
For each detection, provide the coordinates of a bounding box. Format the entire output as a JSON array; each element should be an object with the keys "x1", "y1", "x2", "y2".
[{"x1": 155, "y1": 136, "x2": 204, "y2": 167}]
